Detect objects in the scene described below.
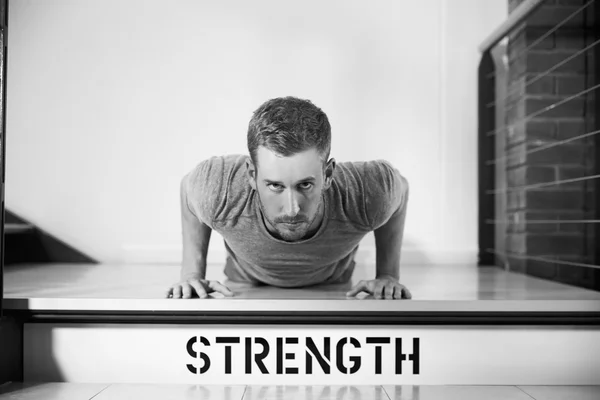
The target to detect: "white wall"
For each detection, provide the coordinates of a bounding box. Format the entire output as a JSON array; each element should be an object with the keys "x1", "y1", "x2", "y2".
[{"x1": 6, "y1": 0, "x2": 507, "y2": 265}]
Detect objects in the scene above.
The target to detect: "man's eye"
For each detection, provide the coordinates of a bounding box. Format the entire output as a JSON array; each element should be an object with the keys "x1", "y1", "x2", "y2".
[
  {"x1": 268, "y1": 183, "x2": 283, "y2": 191},
  {"x1": 299, "y1": 182, "x2": 313, "y2": 190}
]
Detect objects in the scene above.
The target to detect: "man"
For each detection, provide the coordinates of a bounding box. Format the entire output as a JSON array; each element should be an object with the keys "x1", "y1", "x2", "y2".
[{"x1": 166, "y1": 96, "x2": 411, "y2": 300}]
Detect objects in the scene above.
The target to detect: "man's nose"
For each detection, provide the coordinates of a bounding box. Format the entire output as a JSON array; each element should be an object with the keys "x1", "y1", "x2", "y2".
[{"x1": 284, "y1": 190, "x2": 301, "y2": 216}]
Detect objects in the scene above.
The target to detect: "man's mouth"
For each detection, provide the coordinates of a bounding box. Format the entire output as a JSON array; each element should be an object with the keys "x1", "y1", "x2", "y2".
[{"x1": 281, "y1": 221, "x2": 304, "y2": 229}]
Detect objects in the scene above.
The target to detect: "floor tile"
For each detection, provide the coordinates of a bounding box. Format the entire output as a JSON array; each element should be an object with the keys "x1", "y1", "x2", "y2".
[
  {"x1": 92, "y1": 384, "x2": 246, "y2": 400},
  {"x1": 382, "y1": 385, "x2": 533, "y2": 400},
  {"x1": 517, "y1": 386, "x2": 600, "y2": 400},
  {"x1": 242, "y1": 385, "x2": 388, "y2": 400},
  {"x1": 0, "y1": 382, "x2": 108, "y2": 400}
]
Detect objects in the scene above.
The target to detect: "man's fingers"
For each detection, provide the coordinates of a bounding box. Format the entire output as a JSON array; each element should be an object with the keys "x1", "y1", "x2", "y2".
[
  {"x1": 385, "y1": 283, "x2": 395, "y2": 300},
  {"x1": 189, "y1": 280, "x2": 209, "y2": 299},
  {"x1": 392, "y1": 284, "x2": 411, "y2": 300},
  {"x1": 346, "y1": 280, "x2": 368, "y2": 297},
  {"x1": 182, "y1": 283, "x2": 194, "y2": 299},
  {"x1": 172, "y1": 285, "x2": 182, "y2": 299},
  {"x1": 374, "y1": 282, "x2": 386, "y2": 299},
  {"x1": 391, "y1": 285, "x2": 401, "y2": 300},
  {"x1": 165, "y1": 287, "x2": 173, "y2": 299},
  {"x1": 208, "y1": 281, "x2": 234, "y2": 297}
]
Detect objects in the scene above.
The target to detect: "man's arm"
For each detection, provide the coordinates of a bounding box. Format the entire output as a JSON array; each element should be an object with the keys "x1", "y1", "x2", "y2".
[
  {"x1": 166, "y1": 175, "x2": 233, "y2": 299},
  {"x1": 346, "y1": 194, "x2": 411, "y2": 299},
  {"x1": 346, "y1": 165, "x2": 411, "y2": 299},
  {"x1": 167, "y1": 176, "x2": 232, "y2": 298},
  {"x1": 374, "y1": 196, "x2": 408, "y2": 280},
  {"x1": 180, "y1": 176, "x2": 212, "y2": 280}
]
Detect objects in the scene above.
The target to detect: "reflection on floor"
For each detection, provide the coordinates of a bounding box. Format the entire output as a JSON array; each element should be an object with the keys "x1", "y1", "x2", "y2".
[
  {"x1": 3, "y1": 262, "x2": 600, "y2": 300},
  {"x1": 1, "y1": 383, "x2": 599, "y2": 400}
]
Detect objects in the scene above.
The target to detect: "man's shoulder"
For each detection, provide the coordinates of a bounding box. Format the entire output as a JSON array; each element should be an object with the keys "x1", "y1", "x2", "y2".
[
  {"x1": 184, "y1": 154, "x2": 249, "y2": 189},
  {"x1": 336, "y1": 158, "x2": 396, "y2": 170},
  {"x1": 189, "y1": 154, "x2": 250, "y2": 176},
  {"x1": 183, "y1": 154, "x2": 253, "y2": 226},
  {"x1": 331, "y1": 159, "x2": 408, "y2": 229},
  {"x1": 335, "y1": 159, "x2": 406, "y2": 186}
]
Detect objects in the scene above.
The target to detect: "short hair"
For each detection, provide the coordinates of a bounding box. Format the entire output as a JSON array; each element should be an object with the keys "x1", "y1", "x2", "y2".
[{"x1": 247, "y1": 96, "x2": 331, "y2": 166}]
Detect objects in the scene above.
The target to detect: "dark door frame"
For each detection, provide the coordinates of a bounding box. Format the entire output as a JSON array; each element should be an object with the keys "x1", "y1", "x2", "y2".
[{"x1": 0, "y1": 0, "x2": 8, "y2": 318}]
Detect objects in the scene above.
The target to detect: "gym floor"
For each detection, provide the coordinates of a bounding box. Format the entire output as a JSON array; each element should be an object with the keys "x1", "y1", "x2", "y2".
[{"x1": 1, "y1": 382, "x2": 600, "y2": 400}]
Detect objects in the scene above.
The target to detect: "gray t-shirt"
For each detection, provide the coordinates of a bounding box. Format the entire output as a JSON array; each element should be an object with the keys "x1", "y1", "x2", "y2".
[{"x1": 182, "y1": 154, "x2": 409, "y2": 288}]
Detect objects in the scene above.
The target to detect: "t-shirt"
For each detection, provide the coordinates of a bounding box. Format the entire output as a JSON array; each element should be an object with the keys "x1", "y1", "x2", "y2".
[{"x1": 182, "y1": 154, "x2": 409, "y2": 288}]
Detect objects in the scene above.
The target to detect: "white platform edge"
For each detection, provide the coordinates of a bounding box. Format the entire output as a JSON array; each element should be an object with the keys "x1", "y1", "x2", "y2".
[{"x1": 4, "y1": 298, "x2": 600, "y2": 312}]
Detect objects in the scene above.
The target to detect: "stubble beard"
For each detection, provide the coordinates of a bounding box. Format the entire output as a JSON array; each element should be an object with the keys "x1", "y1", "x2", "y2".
[{"x1": 256, "y1": 191, "x2": 324, "y2": 242}]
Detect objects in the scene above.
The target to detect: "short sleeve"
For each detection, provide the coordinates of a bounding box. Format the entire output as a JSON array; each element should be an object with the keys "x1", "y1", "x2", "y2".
[
  {"x1": 181, "y1": 158, "x2": 225, "y2": 229},
  {"x1": 364, "y1": 160, "x2": 409, "y2": 230}
]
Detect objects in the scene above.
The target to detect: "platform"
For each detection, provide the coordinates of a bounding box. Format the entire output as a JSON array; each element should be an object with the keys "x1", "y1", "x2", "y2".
[
  {"x1": 6, "y1": 262, "x2": 600, "y2": 300},
  {"x1": 3, "y1": 263, "x2": 600, "y2": 315},
  {"x1": 4, "y1": 264, "x2": 600, "y2": 323},
  {"x1": 3, "y1": 263, "x2": 600, "y2": 386}
]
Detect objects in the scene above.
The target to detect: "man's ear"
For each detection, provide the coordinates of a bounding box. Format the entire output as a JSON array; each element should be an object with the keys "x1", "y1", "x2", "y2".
[
  {"x1": 246, "y1": 158, "x2": 257, "y2": 190},
  {"x1": 323, "y1": 158, "x2": 336, "y2": 189}
]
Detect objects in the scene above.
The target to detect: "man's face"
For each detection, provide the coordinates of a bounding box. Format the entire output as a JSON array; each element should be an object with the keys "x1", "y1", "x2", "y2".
[{"x1": 248, "y1": 146, "x2": 334, "y2": 242}]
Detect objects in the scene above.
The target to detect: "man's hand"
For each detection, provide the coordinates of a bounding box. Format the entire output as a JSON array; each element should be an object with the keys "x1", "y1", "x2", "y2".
[
  {"x1": 165, "y1": 274, "x2": 234, "y2": 299},
  {"x1": 346, "y1": 276, "x2": 412, "y2": 300}
]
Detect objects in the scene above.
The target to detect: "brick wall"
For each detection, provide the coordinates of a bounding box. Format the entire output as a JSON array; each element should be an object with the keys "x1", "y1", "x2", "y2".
[{"x1": 504, "y1": 0, "x2": 597, "y2": 289}]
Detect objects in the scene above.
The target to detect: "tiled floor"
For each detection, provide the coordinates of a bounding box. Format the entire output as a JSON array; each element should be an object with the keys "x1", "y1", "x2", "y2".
[
  {"x1": 1, "y1": 383, "x2": 599, "y2": 400},
  {"x1": 4, "y1": 262, "x2": 600, "y2": 301},
  {"x1": 0, "y1": 382, "x2": 107, "y2": 400}
]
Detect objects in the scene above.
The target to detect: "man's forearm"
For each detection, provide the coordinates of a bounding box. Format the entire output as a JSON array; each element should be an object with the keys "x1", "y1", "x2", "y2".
[
  {"x1": 181, "y1": 254, "x2": 209, "y2": 280},
  {"x1": 180, "y1": 176, "x2": 212, "y2": 280},
  {"x1": 374, "y1": 199, "x2": 408, "y2": 280},
  {"x1": 181, "y1": 221, "x2": 212, "y2": 279},
  {"x1": 181, "y1": 250, "x2": 209, "y2": 280}
]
